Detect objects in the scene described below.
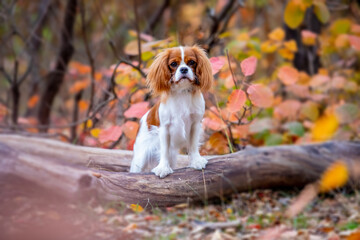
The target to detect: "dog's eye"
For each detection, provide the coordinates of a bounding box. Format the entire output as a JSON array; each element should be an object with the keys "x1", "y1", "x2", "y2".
[
  {"x1": 188, "y1": 60, "x2": 196, "y2": 66},
  {"x1": 170, "y1": 62, "x2": 177, "y2": 67}
]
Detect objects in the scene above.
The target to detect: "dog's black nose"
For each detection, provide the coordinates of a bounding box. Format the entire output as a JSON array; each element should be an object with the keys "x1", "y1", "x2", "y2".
[{"x1": 180, "y1": 67, "x2": 188, "y2": 74}]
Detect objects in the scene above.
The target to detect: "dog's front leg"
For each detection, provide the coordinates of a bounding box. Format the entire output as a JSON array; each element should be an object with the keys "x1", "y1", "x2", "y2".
[
  {"x1": 151, "y1": 123, "x2": 173, "y2": 178},
  {"x1": 188, "y1": 121, "x2": 208, "y2": 169}
]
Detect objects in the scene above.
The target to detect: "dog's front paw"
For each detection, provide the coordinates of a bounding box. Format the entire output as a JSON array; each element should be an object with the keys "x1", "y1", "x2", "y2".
[
  {"x1": 151, "y1": 164, "x2": 173, "y2": 178},
  {"x1": 189, "y1": 156, "x2": 208, "y2": 170}
]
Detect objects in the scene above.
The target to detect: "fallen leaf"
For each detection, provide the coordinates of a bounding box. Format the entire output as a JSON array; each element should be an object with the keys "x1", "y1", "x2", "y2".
[
  {"x1": 130, "y1": 204, "x2": 144, "y2": 213},
  {"x1": 319, "y1": 161, "x2": 348, "y2": 193}
]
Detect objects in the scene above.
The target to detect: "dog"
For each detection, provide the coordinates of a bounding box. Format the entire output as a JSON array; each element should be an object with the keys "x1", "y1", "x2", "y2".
[{"x1": 130, "y1": 45, "x2": 213, "y2": 178}]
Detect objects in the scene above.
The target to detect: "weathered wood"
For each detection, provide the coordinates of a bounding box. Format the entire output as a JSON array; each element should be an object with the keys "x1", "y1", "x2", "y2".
[{"x1": 0, "y1": 134, "x2": 359, "y2": 207}]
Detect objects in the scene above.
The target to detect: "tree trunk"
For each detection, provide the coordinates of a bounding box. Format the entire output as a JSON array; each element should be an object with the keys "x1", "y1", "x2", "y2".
[
  {"x1": 0, "y1": 134, "x2": 359, "y2": 207},
  {"x1": 37, "y1": 0, "x2": 77, "y2": 131}
]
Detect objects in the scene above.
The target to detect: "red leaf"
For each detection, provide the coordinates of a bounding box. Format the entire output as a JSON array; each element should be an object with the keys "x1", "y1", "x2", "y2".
[
  {"x1": 247, "y1": 84, "x2": 274, "y2": 108},
  {"x1": 349, "y1": 35, "x2": 360, "y2": 51},
  {"x1": 123, "y1": 121, "x2": 140, "y2": 140},
  {"x1": 99, "y1": 126, "x2": 123, "y2": 144},
  {"x1": 241, "y1": 56, "x2": 257, "y2": 76},
  {"x1": 278, "y1": 66, "x2": 299, "y2": 85},
  {"x1": 124, "y1": 101, "x2": 149, "y2": 119},
  {"x1": 227, "y1": 89, "x2": 246, "y2": 113},
  {"x1": 209, "y1": 57, "x2": 225, "y2": 75}
]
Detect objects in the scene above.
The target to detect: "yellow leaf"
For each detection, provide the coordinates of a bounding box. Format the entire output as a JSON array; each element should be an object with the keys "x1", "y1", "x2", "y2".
[
  {"x1": 86, "y1": 119, "x2": 93, "y2": 128},
  {"x1": 301, "y1": 30, "x2": 317, "y2": 46},
  {"x1": 268, "y1": 27, "x2": 285, "y2": 41},
  {"x1": 284, "y1": 0, "x2": 306, "y2": 29},
  {"x1": 226, "y1": 208, "x2": 233, "y2": 214},
  {"x1": 319, "y1": 161, "x2": 348, "y2": 193},
  {"x1": 284, "y1": 40, "x2": 298, "y2": 52},
  {"x1": 90, "y1": 128, "x2": 101, "y2": 138},
  {"x1": 278, "y1": 48, "x2": 295, "y2": 60},
  {"x1": 130, "y1": 204, "x2": 144, "y2": 213},
  {"x1": 261, "y1": 40, "x2": 279, "y2": 53},
  {"x1": 311, "y1": 114, "x2": 339, "y2": 141}
]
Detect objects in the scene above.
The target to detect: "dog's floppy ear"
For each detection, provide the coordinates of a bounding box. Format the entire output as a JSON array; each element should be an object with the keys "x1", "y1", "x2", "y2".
[
  {"x1": 146, "y1": 49, "x2": 171, "y2": 96},
  {"x1": 192, "y1": 46, "x2": 213, "y2": 92}
]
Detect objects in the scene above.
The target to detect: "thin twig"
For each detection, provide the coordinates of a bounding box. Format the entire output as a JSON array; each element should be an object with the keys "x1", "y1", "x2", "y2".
[
  {"x1": 226, "y1": 49, "x2": 238, "y2": 89},
  {"x1": 133, "y1": 0, "x2": 142, "y2": 68}
]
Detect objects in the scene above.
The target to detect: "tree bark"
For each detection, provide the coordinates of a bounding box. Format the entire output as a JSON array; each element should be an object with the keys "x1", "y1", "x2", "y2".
[
  {"x1": 0, "y1": 134, "x2": 359, "y2": 207},
  {"x1": 37, "y1": 0, "x2": 77, "y2": 131}
]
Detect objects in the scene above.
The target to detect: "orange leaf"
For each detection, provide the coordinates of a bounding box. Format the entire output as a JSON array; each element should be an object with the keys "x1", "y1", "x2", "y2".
[
  {"x1": 123, "y1": 121, "x2": 139, "y2": 140},
  {"x1": 241, "y1": 56, "x2": 257, "y2": 77},
  {"x1": 98, "y1": 126, "x2": 123, "y2": 144},
  {"x1": 69, "y1": 80, "x2": 89, "y2": 94},
  {"x1": 202, "y1": 117, "x2": 226, "y2": 131},
  {"x1": 227, "y1": 89, "x2": 246, "y2": 113},
  {"x1": 78, "y1": 100, "x2": 89, "y2": 112},
  {"x1": 70, "y1": 61, "x2": 91, "y2": 75},
  {"x1": 268, "y1": 27, "x2": 285, "y2": 41},
  {"x1": 27, "y1": 95, "x2": 39, "y2": 109},
  {"x1": 207, "y1": 132, "x2": 229, "y2": 154},
  {"x1": 247, "y1": 84, "x2": 274, "y2": 108},
  {"x1": 278, "y1": 66, "x2": 299, "y2": 85},
  {"x1": 124, "y1": 101, "x2": 149, "y2": 119},
  {"x1": 319, "y1": 161, "x2": 348, "y2": 193},
  {"x1": 130, "y1": 204, "x2": 144, "y2": 213}
]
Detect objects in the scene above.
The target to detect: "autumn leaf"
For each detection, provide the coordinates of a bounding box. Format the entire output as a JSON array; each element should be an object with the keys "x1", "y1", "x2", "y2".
[
  {"x1": 209, "y1": 56, "x2": 225, "y2": 75},
  {"x1": 268, "y1": 27, "x2": 285, "y2": 41},
  {"x1": 278, "y1": 65, "x2": 299, "y2": 85},
  {"x1": 311, "y1": 114, "x2": 339, "y2": 141},
  {"x1": 283, "y1": 40, "x2": 298, "y2": 52},
  {"x1": 202, "y1": 117, "x2": 226, "y2": 131},
  {"x1": 319, "y1": 161, "x2": 348, "y2": 193},
  {"x1": 69, "y1": 61, "x2": 91, "y2": 75},
  {"x1": 124, "y1": 101, "x2": 149, "y2": 119},
  {"x1": 90, "y1": 128, "x2": 101, "y2": 138},
  {"x1": 313, "y1": 1, "x2": 330, "y2": 24},
  {"x1": 130, "y1": 204, "x2": 144, "y2": 213},
  {"x1": 240, "y1": 56, "x2": 257, "y2": 76},
  {"x1": 27, "y1": 95, "x2": 39, "y2": 109},
  {"x1": 247, "y1": 84, "x2": 274, "y2": 108},
  {"x1": 69, "y1": 80, "x2": 89, "y2": 94},
  {"x1": 227, "y1": 89, "x2": 246, "y2": 113},
  {"x1": 260, "y1": 40, "x2": 279, "y2": 53},
  {"x1": 123, "y1": 121, "x2": 139, "y2": 140},
  {"x1": 78, "y1": 100, "x2": 89, "y2": 112},
  {"x1": 274, "y1": 99, "x2": 301, "y2": 120},
  {"x1": 349, "y1": 35, "x2": 360, "y2": 51},
  {"x1": 98, "y1": 126, "x2": 123, "y2": 144},
  {"x1": 206, "y1": 132, "x2": 229, "y2": 154},
  {"x1": 284, "y1": 0, "x2": 306, "y2": 29},
  {"x1": 301, "y1": 30, "x2": 317, "y2": 46}
]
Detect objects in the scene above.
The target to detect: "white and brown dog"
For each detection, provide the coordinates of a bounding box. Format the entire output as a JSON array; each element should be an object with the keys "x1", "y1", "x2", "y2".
[{"x1": 130, "y1": 46, "x2": 213, "y2": 178}]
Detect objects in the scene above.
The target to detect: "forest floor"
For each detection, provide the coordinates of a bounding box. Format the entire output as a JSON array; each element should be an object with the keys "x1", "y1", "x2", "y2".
[{"x1": 0, "y1": 174, "x2": 359, "y2": 240}]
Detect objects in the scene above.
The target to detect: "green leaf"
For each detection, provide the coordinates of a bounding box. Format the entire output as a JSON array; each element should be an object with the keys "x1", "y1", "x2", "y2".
[
  {"x1": 141, "y1": 51, "x2": 154, "y2": 62},
  {"x1": 265, "y1": 133, "x2": 283, "y2": 146},
  {"x1": 335, "y1": 103, "x2": 359, "y2": 124},
  {"x1": 330, "y1": 19, "x2": 351, "y2": 35},
  {"x1": 284, "y1": 0, "x2": 306, "y2": 29},
  {"x1": 285, "y1": 121, "x2": 305, "y2": 137},
  {"x1": 313, "y1": 2, "x2": 330, "y2": 24}
]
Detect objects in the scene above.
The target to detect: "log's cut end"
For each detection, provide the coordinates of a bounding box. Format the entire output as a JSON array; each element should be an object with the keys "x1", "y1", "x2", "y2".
[{"x1": 0, "y1": 134, "x2": 360, "y2": 207}]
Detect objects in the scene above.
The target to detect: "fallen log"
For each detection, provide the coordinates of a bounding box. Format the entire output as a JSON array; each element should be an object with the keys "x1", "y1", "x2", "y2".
[{"x1": 0, "y1": 134, "x2": 359, "y2": 207}]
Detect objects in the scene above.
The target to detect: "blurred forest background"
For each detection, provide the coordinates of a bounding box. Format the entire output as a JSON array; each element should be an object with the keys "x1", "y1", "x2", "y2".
[{"x1": 0, "y1": 0, "x2": 359, "y2": 154}]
